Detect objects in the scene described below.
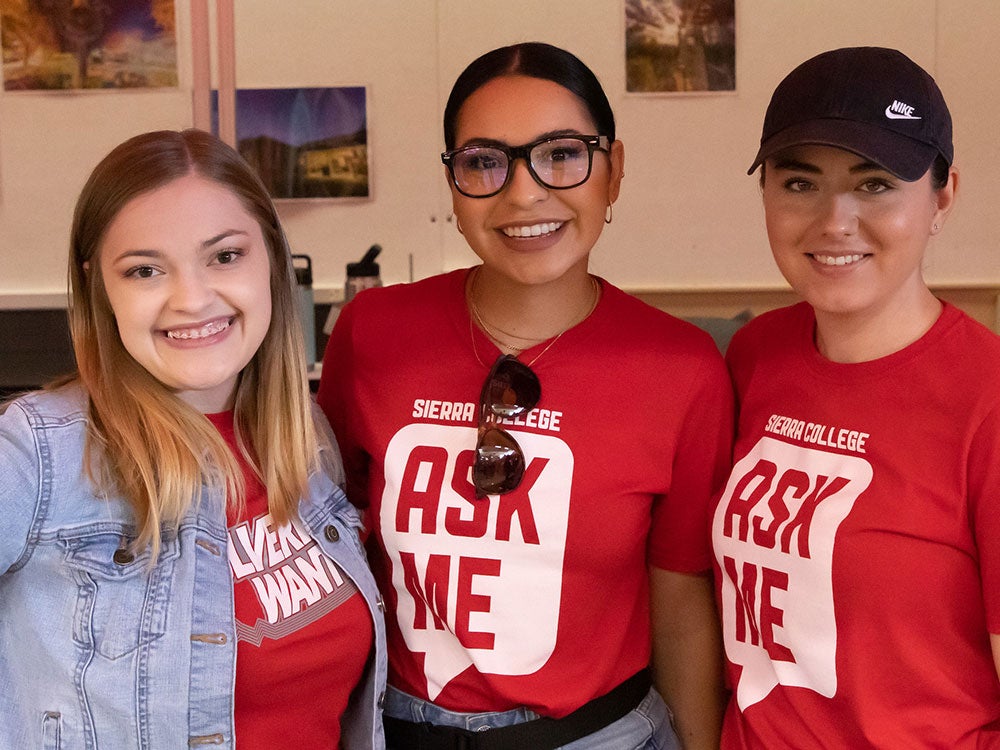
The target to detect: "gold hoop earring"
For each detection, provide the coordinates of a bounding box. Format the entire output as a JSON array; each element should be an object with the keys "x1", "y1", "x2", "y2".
[
  {"x1": 605, "y1": 203, "x2": 613, "y2": 224},
  {"x1": 456, "y1": 216, "x2": 464, "y2": 234}
]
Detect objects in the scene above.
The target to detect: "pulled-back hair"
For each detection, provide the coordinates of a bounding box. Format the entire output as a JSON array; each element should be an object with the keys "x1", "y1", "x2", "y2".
[
  {"x1": 443, "y1": 42, "x2": 616, "y2": 150},
  {"x1": 68, "y1": 128, "x2": 316, "y2": 558}
]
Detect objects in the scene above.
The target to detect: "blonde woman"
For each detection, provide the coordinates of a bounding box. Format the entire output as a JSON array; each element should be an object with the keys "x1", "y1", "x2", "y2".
[{"x1": 0, "y1": 129, "x2": 385, "y2": 749}]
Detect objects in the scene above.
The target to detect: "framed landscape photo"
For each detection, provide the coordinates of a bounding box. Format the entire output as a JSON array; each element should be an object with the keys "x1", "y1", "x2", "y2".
[
  {"x1": 216, "y1": 86, "x2": 371, "y2": 201},
  {"x1": 625, "y1": 0, "x2": 736, "y2": 94},
  {"x1": 1, "y1": 0, "x2": 178, "y2": 91}
]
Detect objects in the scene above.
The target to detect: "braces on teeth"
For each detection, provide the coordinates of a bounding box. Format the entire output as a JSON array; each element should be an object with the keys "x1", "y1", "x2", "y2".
[{"x1": 167, "y1": 319, "x2": 230, "y2": 340}]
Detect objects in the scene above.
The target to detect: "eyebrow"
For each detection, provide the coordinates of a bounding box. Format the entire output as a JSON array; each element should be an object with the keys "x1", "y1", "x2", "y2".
[
  {"x1": 202, "y1": 229, "x2": 250, "y2": 247},
  {"x1": 770, "y1": 156, "x2": 886, "y2": 174},
  {"x1": 108, "y1": 230, "x2": 251, "y2": 263},
  {"x1": 458, "y1": 129, "x2": 586, "y2": 149}
]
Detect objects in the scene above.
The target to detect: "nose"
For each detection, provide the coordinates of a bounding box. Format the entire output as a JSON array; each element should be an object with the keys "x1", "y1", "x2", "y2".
[
  {"x1": 504, "y1": 157, "x2": 548, "y2": 206},
  {"x1": 818, "y1": 192, "x2": 858, "y2": 236},
  {"x1": 167, "y1": 268, "x2": 215, "y2": 312}
]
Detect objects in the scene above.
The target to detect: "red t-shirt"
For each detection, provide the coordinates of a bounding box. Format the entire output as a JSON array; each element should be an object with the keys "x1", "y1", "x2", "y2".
[
  {"x1": 713, "y1": 303, "x2": 1000, "y2": 748},
  {"x1": 208, "y1": 412, "x2": 373, "y2": 749},
  {"x1": 317, "y1": 270, "x2": 733, "y2": 717}
]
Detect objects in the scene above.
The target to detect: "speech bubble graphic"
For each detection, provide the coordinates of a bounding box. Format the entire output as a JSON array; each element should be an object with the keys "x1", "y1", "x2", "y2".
[
  {"x1": 713, "y1": 436, "x2": 872, "y2": 710},
  {"x1": 382, "y1": 423, "x2": 572, "y2": 699}
]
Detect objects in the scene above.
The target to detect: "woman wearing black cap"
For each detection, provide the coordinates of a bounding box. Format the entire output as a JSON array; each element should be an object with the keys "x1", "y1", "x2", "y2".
[{"x1": 711, "y1": 47, "x2": 1000, "y2": 747}]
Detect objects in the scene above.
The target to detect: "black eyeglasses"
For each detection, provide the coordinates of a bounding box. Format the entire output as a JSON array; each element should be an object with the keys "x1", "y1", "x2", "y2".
[
  {"x1": 473, "y1": 355, "x2": 541, "y2": 498},
  {"x1": 442, "y1": 135, "x2": 610, "y2": 198}
]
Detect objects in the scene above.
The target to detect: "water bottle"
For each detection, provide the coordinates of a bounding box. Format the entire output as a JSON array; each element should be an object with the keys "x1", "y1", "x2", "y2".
[
  {"x1": 291, "y1": 254, "x2": 316, "y2": 366},
  {"x1": 323, "y1": 244, "x2": 384, "y2": 336},
  {"x1": 345, "y1": 244, "x2": 382, "y2": 303}
]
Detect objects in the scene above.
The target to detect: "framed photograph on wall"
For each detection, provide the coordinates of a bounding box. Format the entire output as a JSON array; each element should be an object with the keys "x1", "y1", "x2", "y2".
[
  {"x1": 625, "y1": 0, "x2": 736, "y2": 94},
  {"x1": 0, "y1": 0, "x2": 178, "y2": 91},
  {"x1": 214, "y1": 86, "x2": 370, "y2": 201}
]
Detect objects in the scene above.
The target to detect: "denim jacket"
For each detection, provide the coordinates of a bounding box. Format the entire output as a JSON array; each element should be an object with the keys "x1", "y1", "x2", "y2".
[{"x1": 0, "y1": 385, "x2": 386, "y2": 749}]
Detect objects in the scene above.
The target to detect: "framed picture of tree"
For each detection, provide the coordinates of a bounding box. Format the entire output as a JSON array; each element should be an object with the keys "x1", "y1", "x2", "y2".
[
  {"x1": 1, "y1": 0, "x2": 177, "y2": 91},
  {"x1": 625, "y1": 0, "x2": 736, "y2": 94}
]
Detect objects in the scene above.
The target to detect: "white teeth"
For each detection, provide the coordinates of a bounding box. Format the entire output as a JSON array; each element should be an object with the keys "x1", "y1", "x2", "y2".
[
  {"x1": 813, "y1": 253, "x2": 866, "y2": 266},
  {"x1": 167, "y1": 318, "x2": 230, "y2": 340},
  {"x1": 502, "y1": 222, "x2": 564, "y2": 238}
]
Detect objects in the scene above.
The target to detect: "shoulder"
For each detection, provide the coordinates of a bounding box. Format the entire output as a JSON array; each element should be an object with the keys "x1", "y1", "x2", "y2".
[
  {"x1": 727, "y1": 303, "x2": 810, "y2": 359},
  {"x1": 333, "y1": 269, "x2": 466, "y2": 342},
  {"x1": 734, "y1": 302, "x2": 809, "y2": 340},
  {"x1": 2, "y1": 383, "x2": 89, "y2": 431},
  {"x1": 592, "y1": 283, "x2": 733, "y2": 404},
  {"x1": 598, "y1": 281, "x2": 726, "y2": 360},
  {"x1": 0, "y1": 384, "x2": 92, "y2": 571},
  {"x1": 939, "y1": 303, "x2": 1000, "y2": 360},
  {"x1": 348, "y1": 269, "x2": 464, "y2": 315},
  {"x1": 932, "y1": 304, "x2": 1000, "y2": 400}
]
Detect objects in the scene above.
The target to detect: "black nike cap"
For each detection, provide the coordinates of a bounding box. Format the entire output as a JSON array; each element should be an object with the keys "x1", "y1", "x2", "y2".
[{"x1": 748, "y1": 46, "x2": 953, "y2": 181}]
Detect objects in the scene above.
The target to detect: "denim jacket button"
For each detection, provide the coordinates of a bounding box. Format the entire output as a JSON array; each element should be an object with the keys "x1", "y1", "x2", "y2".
[
  {"x1": 376, "y1": 595, "x2": 385, "y2": 612},
  {"x1": 324, "y1": 525, "x2": 340, "y2": 542},
  {"x1": 113, "y1": 548, "x2": 135, "y2": 565}
]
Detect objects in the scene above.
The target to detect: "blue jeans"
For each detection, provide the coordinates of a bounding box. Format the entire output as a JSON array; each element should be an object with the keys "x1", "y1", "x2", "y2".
[{"x1": 383, "y1": 684, "x2": 681, "y2": 750}]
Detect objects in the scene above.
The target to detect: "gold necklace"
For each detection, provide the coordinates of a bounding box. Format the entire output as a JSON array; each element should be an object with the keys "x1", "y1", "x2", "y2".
[
  {"x1": 471, "y1": 303, "x2": 549, "y2": 344},
  {"x1": 470, "y1": 303, "x2": 546, "y2": 352},
  {"x1": 468, "y1": 269, "x2": 601, "y2": 368}
]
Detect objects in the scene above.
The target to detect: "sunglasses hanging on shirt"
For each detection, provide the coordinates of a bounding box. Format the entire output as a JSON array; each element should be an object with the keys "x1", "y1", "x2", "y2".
[{"x1": 473, "y1": 355, "x2": 541, "y2": 498}]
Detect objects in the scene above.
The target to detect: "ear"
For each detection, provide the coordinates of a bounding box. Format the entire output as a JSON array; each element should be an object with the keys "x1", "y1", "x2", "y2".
[
  {"x1": 930, "y1": 166, "x2": 959, "y2": 234},
  {"x1": 607, "y1": 139, "x2": 625, "y2": 204}
]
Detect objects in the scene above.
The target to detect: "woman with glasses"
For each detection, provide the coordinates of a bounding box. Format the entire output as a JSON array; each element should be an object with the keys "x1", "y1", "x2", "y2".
[
  {"x1": 712, "y1": 47, "x2": 1000, "y2": 747},
  {"x1": 318, "y1": 42, "x2": 732, "y2": 750}
]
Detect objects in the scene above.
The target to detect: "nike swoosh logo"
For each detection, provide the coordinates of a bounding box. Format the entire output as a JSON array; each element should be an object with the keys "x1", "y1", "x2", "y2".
[{"x1": 885, "y1": 106, "x2": 921, "y2": 120}]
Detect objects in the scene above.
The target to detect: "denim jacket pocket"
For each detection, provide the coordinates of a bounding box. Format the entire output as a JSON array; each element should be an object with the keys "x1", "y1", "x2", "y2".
[{"x1": 62, "y1": 529, "x2": 180, "y2": 660}]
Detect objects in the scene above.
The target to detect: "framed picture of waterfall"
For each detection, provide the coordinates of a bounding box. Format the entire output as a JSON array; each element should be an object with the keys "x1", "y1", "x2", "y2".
[{"x1": 625, "y1": 0, "x2": 736, "y2": 94}]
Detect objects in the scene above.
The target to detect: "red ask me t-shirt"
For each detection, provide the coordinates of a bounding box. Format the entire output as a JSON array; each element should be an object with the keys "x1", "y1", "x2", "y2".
[{"x1": 209, "y1": 412, "x2": 373, "y2": 749}]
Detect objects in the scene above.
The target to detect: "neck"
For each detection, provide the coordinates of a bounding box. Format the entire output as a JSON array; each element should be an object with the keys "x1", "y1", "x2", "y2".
[
  {"x1": 813, "y1": 287, "x2": 942, "y2": 363},
  {"x1": 468, "y1": 264, "x2": 598, "y2": 346}
]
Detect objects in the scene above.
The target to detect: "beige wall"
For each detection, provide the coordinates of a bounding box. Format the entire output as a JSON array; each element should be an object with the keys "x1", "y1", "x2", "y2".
[{"x1": 1, "y1": 0, "x2": 998, "y2": 304}]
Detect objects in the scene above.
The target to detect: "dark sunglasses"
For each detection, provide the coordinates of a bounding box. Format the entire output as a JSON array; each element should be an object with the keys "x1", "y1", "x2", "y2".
[{"x1": 473, "y1": 355, "x2": 541, "y2": 499}]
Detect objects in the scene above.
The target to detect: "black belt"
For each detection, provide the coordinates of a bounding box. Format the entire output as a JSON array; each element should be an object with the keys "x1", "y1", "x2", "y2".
[{"x1": 383, "y1": 669, "x2": 651, "y2": 750}]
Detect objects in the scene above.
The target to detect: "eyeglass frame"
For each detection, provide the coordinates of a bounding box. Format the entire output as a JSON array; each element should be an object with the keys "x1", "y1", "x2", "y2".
[{"x1": 441, "y1": 134, "x2": 611, "y2": 199}]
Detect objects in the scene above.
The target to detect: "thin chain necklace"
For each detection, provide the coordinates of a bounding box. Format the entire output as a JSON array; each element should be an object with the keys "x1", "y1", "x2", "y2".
[
  {"x1": 471, "y1": 298, "x2": 550, "y2": 343},
  {"x1": 472, "y1": 305, "x2": 548, "y2": 346},
  {"x1": 468, "y1": 269, "x2": 601, "y2": 368}
]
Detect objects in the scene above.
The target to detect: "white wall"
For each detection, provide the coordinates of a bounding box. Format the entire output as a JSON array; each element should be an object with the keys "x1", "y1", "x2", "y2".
[{"x1": 1, "y1": 0, "x2": 997, "y2": 304}]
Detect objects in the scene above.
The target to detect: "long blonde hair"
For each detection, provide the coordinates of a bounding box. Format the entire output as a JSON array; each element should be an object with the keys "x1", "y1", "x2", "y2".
[{"x1": 68, "y1": 129, "x2": 316, "y2": 557}]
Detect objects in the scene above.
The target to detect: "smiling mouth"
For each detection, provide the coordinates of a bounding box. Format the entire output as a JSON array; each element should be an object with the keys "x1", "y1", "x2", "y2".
[
  {"x1": 811, "y1": 253, "x2": 868, "y2": 267},
  {"x1": 166, "y1": 318, "x2": 232, "y2": 340},
  {"x1": 502, "y1": 221, "x2": 564, "y2": 238}
]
